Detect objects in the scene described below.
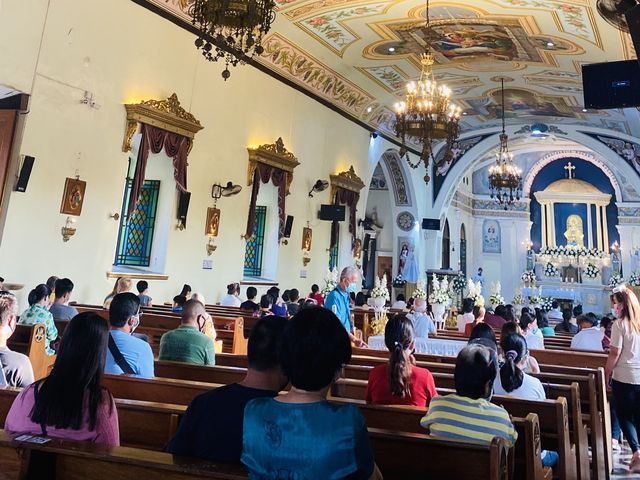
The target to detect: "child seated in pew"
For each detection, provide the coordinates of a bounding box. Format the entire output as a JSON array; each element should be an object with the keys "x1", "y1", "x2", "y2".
[
  {"x1": 495, "y1": 333, "x2": 559, "y2": 468},
  {"x1": 167, "y1": 315, "x2": 288, "y2": 463},
  {"x1": 136, "y1": 280, "x2": 152, "y2": 307},
  {"x1": 406, "y1": 297, "x2": 436, "y2": 338},
  {"x1": 420, "y1": 343, "x2": 517, "y2": 448},
  {"x1": 5, "y1": 312, "x2": 119, "y2": 446},
  {"x1": 365, "y1": 315, "x2": 437, "y2": 407},
  {"x1": 242, "y1": 307, "x2": 382, "y2": 479}
]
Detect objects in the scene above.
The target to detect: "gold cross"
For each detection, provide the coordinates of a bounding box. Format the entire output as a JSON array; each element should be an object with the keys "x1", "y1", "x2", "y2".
[{"x1": 564, "y1": 162, "x2": 576, "y2": 179}]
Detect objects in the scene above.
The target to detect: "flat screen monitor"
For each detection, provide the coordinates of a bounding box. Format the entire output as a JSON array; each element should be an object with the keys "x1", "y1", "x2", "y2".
[
  {"x1": 319, "y1": 204, "x2": 346, "y2": 221},
  {"x1": 582, "y1": 60, "x2": 640, "y2": 109}
]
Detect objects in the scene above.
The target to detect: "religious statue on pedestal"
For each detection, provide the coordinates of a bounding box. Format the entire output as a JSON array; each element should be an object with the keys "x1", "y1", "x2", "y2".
[{"x1": 564, "y1": 215, "x2": 584, "y2": 247}]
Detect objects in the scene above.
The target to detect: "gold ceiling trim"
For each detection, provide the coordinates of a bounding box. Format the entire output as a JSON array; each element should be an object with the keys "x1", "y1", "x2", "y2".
[
  {"x1": 330, "y1": 165, "x2": 365, "y2": 199},
  {"x1": 122, "y1": 93, "x2": 204, "y2": 152},
  {"x1": 247, "y1": 137, "x2": 301, "y2": 195}
]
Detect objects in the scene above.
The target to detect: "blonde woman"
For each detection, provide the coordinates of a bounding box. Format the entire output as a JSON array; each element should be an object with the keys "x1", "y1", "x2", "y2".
[
  {"x1": 605, "y1": 285, "x2": 640, "y2": 472},
  {"x1": 103, "y1": 278, "x2": 132, "y2": 309}
]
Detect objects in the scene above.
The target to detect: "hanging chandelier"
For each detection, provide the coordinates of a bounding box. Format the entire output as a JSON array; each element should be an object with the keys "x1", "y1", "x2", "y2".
[
  {"x1": 488, "y1": 79, "x2": 522, "y2": 209},
  {"x1": 190, "y1": 0, "x2": 276, "y2": 80},
  {"x1": 394, "y1": 0, "x2": 461, "y2": 184}
]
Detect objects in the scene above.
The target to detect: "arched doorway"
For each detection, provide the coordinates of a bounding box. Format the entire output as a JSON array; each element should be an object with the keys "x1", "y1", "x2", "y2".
[
  {"x1": 460, "y1": 223, "x2": 467, "y2": 275},
  {"x1": 442, "y1": 219, "x2": 450, "y2": 269}
]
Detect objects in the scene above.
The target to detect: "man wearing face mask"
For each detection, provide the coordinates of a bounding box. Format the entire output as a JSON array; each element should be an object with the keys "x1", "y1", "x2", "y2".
[
  {"x1": 0, "y1": 292, "x2": 35, "y2": 387},
  {"x1": 324, "y1": 265, "x2": 367, "y2": 347},
  {"x1": 159, "y1": 300, "x2": 215, "y2": 366},
  {"x1": 105, "y1": 292, "x2": 154, "y2": 378}
]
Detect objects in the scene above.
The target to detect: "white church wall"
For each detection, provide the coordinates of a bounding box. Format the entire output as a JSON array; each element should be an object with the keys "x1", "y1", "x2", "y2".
[
  {"x1": 0, "y1": 0, "x2": 379, "y2": 308},
  {"x1": 364, "y1": 189, "x2": 393, "y2": 252}
]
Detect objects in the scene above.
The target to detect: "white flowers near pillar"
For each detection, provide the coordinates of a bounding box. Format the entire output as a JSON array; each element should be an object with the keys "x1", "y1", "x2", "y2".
[
  {"x1": 489, "y1": 281, "x2": 505, "y2": 309},
  {"x1": 369, "y1": 274, "x2": 390, "y2": 335},
  {"x1": 467, "y1": 278, "x2": 485, "y2": 308},
  {"x1": 429, "y1": 274, "x2": 452, "y2": 330}
]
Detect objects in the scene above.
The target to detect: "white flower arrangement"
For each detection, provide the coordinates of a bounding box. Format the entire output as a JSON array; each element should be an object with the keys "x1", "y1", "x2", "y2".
[
  {"x1": 371, "y1": 274, "x2": 390, "y2": 301},
  {"x1": 489, "y1": 281, "x2": 505, "y2": 306},
  {"x1": 521, "y1": 270, "x2": 537, "y2": 284},
  {"x1": 529, "y1": 295, "x2": 541, "y2": 307},
  {"x1": 412, "y1": 279, "x2": 427, "y2": 300},
  {"x1": 629, "y1": 271, "x2": 640, "y2": 287},
  {"x1": 429, "y1": 274, "x2": 452, "y2": 305},
  {"x1": 451, "y1": 274, "x2": 466, "y2": 293},
  {"x1": 584, "y1": 263, "x2": 600, "y2": 279},
  {"x1": 609, "y1": 274, "x2": 625, "y2": 288},
  {"x1": 512, "y1": 288, "x2": 524, "y2": 306},
  {"x1": 540, "y1": 296, "x2": 554, "y2": 312},
  {"x1": 539, "y1": 245, "x2": 607, "y2": 260},
  {"x1": 543, "y1": 262, "x2": 560, "y2": 277},
  {"x1": 320, "y1": 268, "x2": 339, "y2": 296},
  {"x1": 467, "y1": 278, "x2": 485, "y2": 307}
]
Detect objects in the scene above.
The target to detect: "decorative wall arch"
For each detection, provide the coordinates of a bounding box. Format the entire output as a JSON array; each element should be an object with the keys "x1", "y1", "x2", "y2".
[{"x1": 380, "y1": 148, "x2": 413, "y2": 207}]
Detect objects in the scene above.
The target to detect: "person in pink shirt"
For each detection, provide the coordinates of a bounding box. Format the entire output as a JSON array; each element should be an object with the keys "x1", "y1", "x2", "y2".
[{"x1": 4, "y1": 312, "x2": 119, "y2": 446}]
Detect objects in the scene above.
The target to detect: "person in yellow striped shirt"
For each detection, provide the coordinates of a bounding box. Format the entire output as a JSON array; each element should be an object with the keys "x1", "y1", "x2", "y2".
[{"x1": 420, "y1": 343, "x2": 517, "y2": 447}]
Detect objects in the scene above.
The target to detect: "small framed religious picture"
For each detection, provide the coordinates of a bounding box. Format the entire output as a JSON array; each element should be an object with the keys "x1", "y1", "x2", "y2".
[
  {"x1": 205, "y1": 207, "x2": 221, "y2": 237},
  {"x1": 302, "y1": 227, "x2": 312, "y2": 251},
  {"x1": 60, "y1": 177, "x2": 87, "y2": 216}
]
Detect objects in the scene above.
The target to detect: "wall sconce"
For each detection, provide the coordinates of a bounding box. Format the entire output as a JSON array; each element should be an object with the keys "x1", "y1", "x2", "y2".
[
  {"x1": 61, "y1": 217, "x2": 76, "y2": 242},
  {"x1": 206, "y1": 237, "x2": 217, "y2": 256},
  {"x1": 302, "y1": 253, "x2": 311, "y2": 267}
]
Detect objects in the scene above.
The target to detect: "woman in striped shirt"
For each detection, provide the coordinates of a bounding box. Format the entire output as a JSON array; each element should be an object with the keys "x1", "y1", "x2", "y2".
[{"x1": 420, "y1": 343, "x2": 517, "y2": 447}]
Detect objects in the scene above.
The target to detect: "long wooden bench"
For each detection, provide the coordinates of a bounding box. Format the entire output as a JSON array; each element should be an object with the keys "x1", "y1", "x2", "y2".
[{"x1": 6, "y1": 324, "x2": 55, "y2": 381}]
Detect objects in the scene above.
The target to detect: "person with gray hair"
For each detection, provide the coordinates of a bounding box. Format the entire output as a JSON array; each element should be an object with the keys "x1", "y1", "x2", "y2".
[
  {"x1": 0, "y1": 292, "x2": 35, "y2": 387},
  {"x1": 324, "y1": 266, "x2": 367, "y2": 347}
]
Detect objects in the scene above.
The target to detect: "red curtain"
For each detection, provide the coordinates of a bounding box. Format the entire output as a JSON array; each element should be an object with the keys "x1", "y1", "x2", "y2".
[
  {"x1": 245, "y1": 163, "x2": 287, "y2": 239},
  {"x1": 330, "y1": 187, "x2": 360, "y2": 248},
  {"x1": 128, "y1": 123, "x2": 191, "y2": 217}
]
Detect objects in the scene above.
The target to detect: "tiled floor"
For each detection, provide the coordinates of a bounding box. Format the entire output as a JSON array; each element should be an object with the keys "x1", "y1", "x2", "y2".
[{"x1": 612, "y1": 443, "x2": 640, "y2": 478}]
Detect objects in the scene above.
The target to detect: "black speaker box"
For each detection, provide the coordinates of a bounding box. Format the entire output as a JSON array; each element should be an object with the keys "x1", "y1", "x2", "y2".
[
  {"x1": 627, "y1": 4, "x2": 640, "y2": 59},
  {"x1": 284, "y1": 215, "x2": 294, "y2": 238},
  {"x1": 422, "y1": 218, "x2": 441, "y2": 230},
  {"x1": 319, "y1": 204, "x2": 346, "y2": 221},
  {"x1": 16, "y1": 155, "x2": 34, "y2": 192},
  {"x1": 177, "y1": 191, "x2": 191, "y2": 226}
]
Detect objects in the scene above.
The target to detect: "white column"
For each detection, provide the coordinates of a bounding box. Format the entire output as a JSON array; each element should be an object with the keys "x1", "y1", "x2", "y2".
[
  {"x1": 541, "y1": 202, "x2": 547, "y2": 248},
  {"x1": 587, "y1": 203, "x2": 593, "y2": 249},
  {"x1": 602, "y1": 205, "x2": 609, "y2": 253},
  {"x1": 549, "y1": 202, "x2": 556, "y2": 247},
  {"x1": 596, "y1": 206, "x2": 603, "y2": 251}
]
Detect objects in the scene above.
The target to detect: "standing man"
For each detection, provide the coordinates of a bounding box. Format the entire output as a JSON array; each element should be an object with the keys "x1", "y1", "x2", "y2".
[
  {"x1": 324, "y1": 266, "x2": 367, "y2": 347},
  {"x1": 472, "y1": 268, "x2": 484, "y2": 290}
]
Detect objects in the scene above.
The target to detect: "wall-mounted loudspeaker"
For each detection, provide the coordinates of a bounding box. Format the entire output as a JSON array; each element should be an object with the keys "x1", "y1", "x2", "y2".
[
  {"x1": 177, "y1": 191, "x2": 191, "y2": 227},
  {"x1": 16, "y1": 155, "x2": 35, "y2": 192},
  {"x1": 421, "y1": 218, "x2": 441, "y2": 230},
  {"x1": 284, "y1": 215, "x2": 294, "y2": 238}
]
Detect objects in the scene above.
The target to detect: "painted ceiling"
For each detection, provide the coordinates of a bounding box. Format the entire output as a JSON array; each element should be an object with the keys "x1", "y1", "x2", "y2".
[{"x1": 145, "y1": 0, "x2": 639, "y2": 139}]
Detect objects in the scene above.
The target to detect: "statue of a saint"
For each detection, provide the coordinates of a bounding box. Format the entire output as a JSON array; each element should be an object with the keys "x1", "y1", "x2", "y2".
[
  {"x1": 526, "y1": 249, "x2": 535, "y2": 271},
  {"x1": 564, "y1": 215, "x2": 584, "y2": 247}
]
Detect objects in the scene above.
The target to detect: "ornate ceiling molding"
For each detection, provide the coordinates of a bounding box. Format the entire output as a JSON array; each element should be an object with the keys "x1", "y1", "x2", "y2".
[
  {"x1": 122, "y1": 93, "x2": 203, "y2": 152},
  {"x1": 330, "y1": 165, "x2": 365, "y2": 199},
  {"x1": 247, "y1": 137, "x2": 301, "y2": 195}
]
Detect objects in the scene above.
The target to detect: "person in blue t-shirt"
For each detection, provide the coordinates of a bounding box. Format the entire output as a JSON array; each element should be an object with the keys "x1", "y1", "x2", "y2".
[
  {"x1": 324, "y1": 266, "x2": 367, "y2": 347},
  {"x1": 105, "y1": 293, "x2": 154, "y2": 379}
]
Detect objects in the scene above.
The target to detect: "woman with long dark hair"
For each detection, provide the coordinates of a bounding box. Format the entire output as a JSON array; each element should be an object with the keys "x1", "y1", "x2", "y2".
[
  {"x1": 18, "y1": 284, "x2": 57, "y2": 356},
  {"x1": 365, "y1": 314, "x2": 437, "y2": 407},
  {"x1": 5, "y1": 312, "x2": 119, "y2": 446}
]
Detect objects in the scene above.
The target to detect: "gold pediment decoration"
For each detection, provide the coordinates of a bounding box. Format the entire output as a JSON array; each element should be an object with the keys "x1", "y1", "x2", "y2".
[
  {"x1": 122, "y1": 93, "x2": 204, "y2": 152},
  {"x1": 247, "y1": 137, "x2": 300, "y2": 195},
  {"x1": 330, "y1": 166, "x2": 365, "y2": 199}
]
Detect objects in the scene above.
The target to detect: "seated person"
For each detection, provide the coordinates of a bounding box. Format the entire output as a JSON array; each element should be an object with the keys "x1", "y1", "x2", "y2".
[
  {"x1": 468, "y1": 322, "x2": 497, "y2": 351},
  {"x1": 500, "y1": 321, "x2": 540, "y2": 374},
  {"x1": 259, "y1": 294, "x2": 273, "y2": 318},
  {"x1": 105, "y1": 293, "x2": 154, "y2": 379},
  {"x1": 240, "y1": 287, "x2": 260, "y2": 312},
  {"x1": 570, "y1": 313, "x2": 604, "y2": 351},
  {"x1": 19, "y1": 284, "x2": 57, "y2": 356},
  {"x1": 366, "y1": 315, "x2": 437, "y2": 407},
  {"x1": 167, "y1": 316, "x2": 288, "y2": 462},
  {"x1": 5, "y1": 312, "x2": 119, "y2": 446},
  {"x1": 45, "y1": 276, "x2": 58, "y2": 303},
  {"x1": 484, "y1": 305, "x2": 507, "y2": 330},
  {"x1": 536, "y1": 309, "x2": 555, "y2": 336},
  {"x1": 457, "y1": 298, "x2": 475, "y2": 332},
  {"x1": 159, "y1": 299, "x2": 215, "y2": 365},
  {"x1": 391, "y1": 294, "x2": 407, "y2": 310},
  {"x1": 220, "y1": 282, "x2": 242, "y2": 307},
  {"x1": 242, "y1": 308, "x2": 380, "y2": 479},
  {"x1": 48, "y1": 278, "x2": 79, "y2": 321},
  {"x1": 179, "y1": 284, "x2": 192, "y2": 300},
  {"x1": 103, "y1": 277, "x2": 131, "y2": 310},
  {"x1": 547, "y1": 301, "x2": 563, "y2": 322},
  {"x1": 172, "y1": 295, "x2": 187, "y2": 313},
  {"x1": 268, "y1": 287, "x2": 287, "y2": 317},
  {"x1": 287, "y1": 289, "x2": 301, "y2": 316},
  {"x1": 420, "y1": 343, "x2": 517, "y2": 448},
  {"x1": 520, "y1": 312, "x2": 545, "y2": 350},
  {"x1": 136, "y1": 280, "x2": 152, "y2": 307},
  {"x1": 464, "y1": 305, "x2": 486, "y2": 336},
  {"x1": 0, "y1": 292, "x2": 35, "y2": 387},
  {"x1": 308, "y1": 284, "x2": 324, "y2": 307},
  {"x1": 407, "y1": 297, "x2": 436, "y2": 338},
  {"x1": 601, "y1": 315, "x2": 615, "y2": 351},
  {"x1": 555, "y1": 308, "x2": 578, "y2": 334}
]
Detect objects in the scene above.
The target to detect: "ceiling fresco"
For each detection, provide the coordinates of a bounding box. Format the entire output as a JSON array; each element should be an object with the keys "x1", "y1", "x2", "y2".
[{"x1": 145, "y1": 0, "x2": 639, "y2": 139}]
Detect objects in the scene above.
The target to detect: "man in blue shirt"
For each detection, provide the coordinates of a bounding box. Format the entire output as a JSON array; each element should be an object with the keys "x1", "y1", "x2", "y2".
[
  {"x1": 324, "y1": 266, "x2": 367, "y2": 347},
  {"x1": 105, "y1": 292, "x2": 154, "y2": 378}
]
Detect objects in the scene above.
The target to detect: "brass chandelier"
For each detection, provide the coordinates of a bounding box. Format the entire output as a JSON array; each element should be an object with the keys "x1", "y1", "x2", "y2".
[
  {"x1": 488, "y1": 79, "x2": 522, "y2": 209},
  {"x1": 394, "y1": 0, "x2": 461, "y2": 184},
  {"x1": 190, "y1": 0, "x2": 276, "y2": 80}
]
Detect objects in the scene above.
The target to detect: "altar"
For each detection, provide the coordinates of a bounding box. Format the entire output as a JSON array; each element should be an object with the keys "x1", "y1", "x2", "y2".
[{"x1": 522, "y1": 283, "x2": 611, "y2": 313}]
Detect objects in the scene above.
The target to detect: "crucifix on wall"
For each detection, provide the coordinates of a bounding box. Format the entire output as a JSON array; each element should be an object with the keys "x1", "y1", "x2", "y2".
[{"x1": 564, "y1": 162, "x2": 576, "y2": 179}]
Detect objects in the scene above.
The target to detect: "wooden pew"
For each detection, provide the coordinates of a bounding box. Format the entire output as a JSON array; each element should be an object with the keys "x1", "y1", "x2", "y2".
[{"x1": 6, "y1": 324, "x2": 55, "y2": 381}]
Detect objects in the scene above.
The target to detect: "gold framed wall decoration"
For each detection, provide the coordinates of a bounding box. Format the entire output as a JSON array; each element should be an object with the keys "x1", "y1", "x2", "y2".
[
  {"x1": 60, "y1": 177, "x2": 87, "y2": 216},
  {"x1": 206, "y1": 207, "x2": 221, "y2": 237},
  {"x1": 302, "y1": 227, "x2": 312, "y2": 251}
]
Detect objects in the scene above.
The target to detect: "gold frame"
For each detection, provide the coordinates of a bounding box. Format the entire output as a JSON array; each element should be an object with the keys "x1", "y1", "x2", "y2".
[
  {"x1": 330, "y1": 165, "x2": 365, "y2": 200},
  {"x1": 206, "y1": 207, "x2": 221, "y2": 237},
  {"x1": 60, "y1": 177, "x2": 87, "y2": 216},
  {"x1": 122, "y1": 93, "x2": 204, "y2": 152},
  {"x1": 247, "y1": 137, "x2": 300, "y2": 196},
  {"x1": 302, "y1": 227, "x2": 313, "y2": 251}
]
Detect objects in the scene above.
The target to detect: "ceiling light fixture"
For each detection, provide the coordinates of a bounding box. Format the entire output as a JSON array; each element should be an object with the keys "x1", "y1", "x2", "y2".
[
  {"x1": 488, "y1": 79, "x2": 522, "y2": 210},
  {"x1": 388, "y1": 47, "x2": 396, "y2": 53},
  {"x1": 190, "y1": 0, "x2": 276, "y2": 81},
  {"x1": 546, "y1": 41, "x2": 555, "y2": 47},
  {"x1": 393, "y1": 0, "x2": 461, "y2": 184}
]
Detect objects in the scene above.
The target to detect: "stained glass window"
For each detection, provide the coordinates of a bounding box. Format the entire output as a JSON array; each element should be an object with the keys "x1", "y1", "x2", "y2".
[
  {"x1": 329, "y1": 226, "x2": 339, "y2": 270},
  {"x1": 244, "y1": 205, "x2": 267, "y2": 277},
  {"x1": 114, "y1": 179, "x2": 160, "y2": 266}
]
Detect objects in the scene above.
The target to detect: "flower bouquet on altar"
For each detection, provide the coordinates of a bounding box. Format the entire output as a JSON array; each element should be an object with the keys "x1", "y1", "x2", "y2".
[
  {"x1": 451, "y1": 274, "x2": 466, "y2": 294},
  {"x1": 467, "y1": 278, "x2": 485, "y2": 307},
  {"x1": 629, "y1": 271, "x2": 640, "y2": 287},
  {"x1": 521, "y1": 270, "x2": 536, "y2": 286},
  {"x1": 543, "y1": 262, "x2": 560, "y2": 278},
  {"x1": 369, "y1": 274, "x2": 390, "y2": 335},
  {"x1": 540, "y1": 296, "x2": 554, "y2": 312},
  {"x1": 489, "y1": 282, "x2": 505, "y2": 308},
  {"x1": 392, "y1": 274, "x2": 407, "y2": 288},
  {"x1": 320, "y1": 268, "x2": 339, "y2": 297},
  {"x1": 609, "y1": 274, "x2": 625, "y2": 288},
  {"x1": 429, "y1": 274, "x2": 452, "y2": 329},
  {"x1": 583, "y1": 263, "x2": 600, "y2": 282},
  {"x1": 512, "y1": 288, "x2": 524, "y2": 310},
  {"x1": 412, "y1": 278, "x2": 427, "y2": 300}
]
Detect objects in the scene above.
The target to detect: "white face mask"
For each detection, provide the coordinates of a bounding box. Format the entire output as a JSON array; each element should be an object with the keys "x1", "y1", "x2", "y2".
[
  {"x1": 415, "y1": 303, "x2": 427, "y2": 313},
  {"x1": 611, "y1": 307, "x2": 619, "y2": 318}
]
